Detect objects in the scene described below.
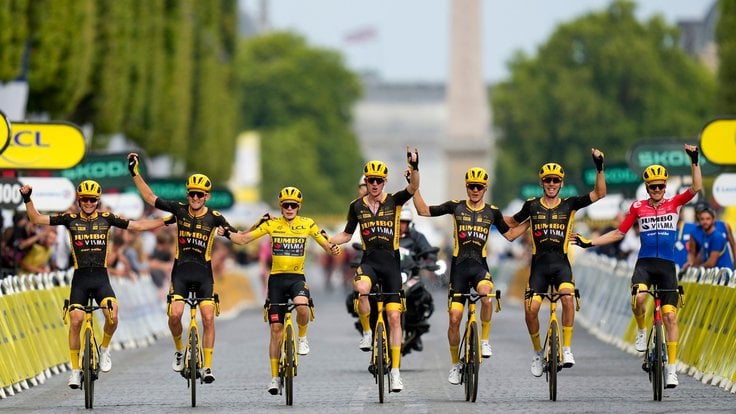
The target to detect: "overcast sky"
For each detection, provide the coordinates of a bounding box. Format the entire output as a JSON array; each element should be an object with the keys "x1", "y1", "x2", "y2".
[{"x1": 240, "y1": 0, "x2": 714, "y2": 83}]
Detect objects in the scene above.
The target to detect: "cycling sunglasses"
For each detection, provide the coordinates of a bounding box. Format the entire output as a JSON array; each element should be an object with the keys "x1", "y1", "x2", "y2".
[
  {"x1": 79, "y1": 197, "x2": 99, "y2": 204},
  {"x1": 187, "y1": 191, "x2": 207, "y2": 199},
  {"x1": 466, "y1": 184, "x2": 485, "y2": 191},
  {"x1": 366, "y1": 177, "x2": 384, "y2": 185},
  {"x1": 647, "y1": 184, "x2": 666, "y2": 191},
  {"x1": 542, "y1": 177, "x2": 562, "y2": 184},
  {"x1": 281, "y1": 202, "x2": 300, "y2": 210}
]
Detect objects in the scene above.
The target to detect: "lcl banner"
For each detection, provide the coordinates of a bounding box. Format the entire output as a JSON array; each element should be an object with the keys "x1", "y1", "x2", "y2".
[{"x1": 0, "y1": 121, "x2": 86, "y2": 169}]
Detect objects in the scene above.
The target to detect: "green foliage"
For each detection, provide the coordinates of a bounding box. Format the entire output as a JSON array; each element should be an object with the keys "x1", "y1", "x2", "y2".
[
  {"x1": 0, "y1": 0, "x2": 30, "y2": 81},
  {"x1": 491, "y1": 0, "x2": 716, "y2": 206},
  {"x1": 26, "y1": 0, "x2": 96, "y2": 117},
  {"x1": 237, "y1": 32, "x2": 363, "y2": 214},
  {"x1": 717, "y1": 0, "x2": 736, "y2": 112}
]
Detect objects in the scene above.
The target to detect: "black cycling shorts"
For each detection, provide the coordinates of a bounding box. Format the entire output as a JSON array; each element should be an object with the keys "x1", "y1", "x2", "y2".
[
  {"x1": 632, "y1": 257, "x2": 678, "y2": 308},
  {"x1": 70, "y1": 267, "x2": 116, "y2": 306},
  {"x1": 355, "y1": 249, "x2": 402, "y2": 304},
  {"x1": 528, "y1": 251, "x2": 574, "y2": 294},
  {"x1": 170, "y1": 261, "x2": 214, "y2": 299},
  {"x1": 267, "y1": 273, "x2": 310, "y2": 324},
  {"x1": 449, "y1": 258, "x2": 492, "y2": 304}
]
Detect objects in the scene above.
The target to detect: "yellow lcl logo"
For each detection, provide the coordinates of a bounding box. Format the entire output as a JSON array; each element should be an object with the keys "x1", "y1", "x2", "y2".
[
  {"x1": 700, "y1": 118, "x2": 736, "y2": 165},
  {"x1": 0, "y1": 121, "x2": 86, "y2": 169}
]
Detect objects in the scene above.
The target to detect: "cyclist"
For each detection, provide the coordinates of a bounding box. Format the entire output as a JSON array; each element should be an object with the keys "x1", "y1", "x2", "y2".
[
  {"x1": 412, "y1": 167, "x2": 528, "y2": 384},
  {"x1": 573, "y1": 144, "x2": 701, "y2": 388},
  {"x1": 686, "y1": 203, "x2": 735, "y2": 270},
  {"x1": 127, "y1": 153, "x2": 236, "y2": 384},
  {"x1": 329, "y1": 147, "x2": 420, "y2": 392},
  {"x1": 221, "y1": 186, "x2": 341, "y2": 394},
  {"x1": 19, "y1": 181, "x2": 171, "y2": 388},
  {"x1": 506, "y1": 148, "x2": 606, "y2": 377}
]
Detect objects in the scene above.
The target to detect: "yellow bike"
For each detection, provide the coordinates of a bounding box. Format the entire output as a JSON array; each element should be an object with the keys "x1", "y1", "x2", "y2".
[
  {"x1": 526, "y1": 286, "x2": 580, "y2": 401},
  {"x1": 451, "y1": 290, "x2": 501, "y2": 402},
  {"x1": 263, "y1": 299, "x2": 315, "y2": 405},
  {"x1": 168, "y1": 288, "x2": 219, "y2": 407},
  {"x1": 62, "y1": 296, "x2": 113, "y2": 409},
  {"x1": 357, "y1": 285, "x2": 404, "y2": 403}
]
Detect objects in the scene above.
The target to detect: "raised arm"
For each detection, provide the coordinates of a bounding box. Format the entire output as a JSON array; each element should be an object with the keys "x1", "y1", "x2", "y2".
[
  {"x1": 406, "y1": 146, "x2": 420, "y2": 194},
  {"x1": 412, "y1": 189, "x2": 431, "y2": 216},
  {"x1": 127, "y1": 153, "x2": 158, "y2": 206},
  {"x1": 685, "y1": 144, "x2": 702, "y2": 194},
  {"x1": 589, "y1": 148, "x2": 606, "y2": 202},
  {"x1": 19, "y1": 185, "x2": 51, "y2": 225}
]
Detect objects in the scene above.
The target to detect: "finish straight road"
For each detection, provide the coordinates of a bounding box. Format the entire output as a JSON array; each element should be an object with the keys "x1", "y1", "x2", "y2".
[{"x1": 2, "y1": 272, "x2": 733, "y2": 413}]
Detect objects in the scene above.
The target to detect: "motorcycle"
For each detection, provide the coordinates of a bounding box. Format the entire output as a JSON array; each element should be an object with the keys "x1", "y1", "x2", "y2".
[{"x1": 345, "y1": 243, "x2": 446, "y2": 356}]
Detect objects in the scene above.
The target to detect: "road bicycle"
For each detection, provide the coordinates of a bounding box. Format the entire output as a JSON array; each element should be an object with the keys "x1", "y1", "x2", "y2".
[
  {"x1": 168, "y1": 288, "x2": 220, "y2": 407},
  {"x1": 62, "y1": 296, "x2": 113, "y2": 409},
  {"x1": 526, "y1": 286, "x2": 580, "y2": 401},
  {"x1": 450, "y1": 290, "x2": 501, "y2": 402},
  {"x1": 356, "y1": 284, "x2": 404, "y2": 403},
  {"x1": 634, "y1": 284, "x2": 684, "y2": 401},
  {"x1": 263, "y1": 299, "x2": 315, "y2": 405}
]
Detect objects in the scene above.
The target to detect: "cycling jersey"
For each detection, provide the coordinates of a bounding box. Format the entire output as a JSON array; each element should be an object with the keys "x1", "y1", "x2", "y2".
[
  {"x1": 154, "y1": 198, "x2": 232, "y2": 265},
  {"x1": 249, "y1": 215, "x2": 328, "y2": 274},
  {"x1": 513, "y1": 195, "x2": 593, "y2": 255},
  {"x1": 342, "y1": 190, "x2": 413, "y2": 251},
  {"x1": 690, "y1": 221, "x2": 734, "y2": 269},
  {"x1": 619, "y1": 190, "x2": 696, "y2": 261},
  {"x1": 429, "y1": 200, "x2": 509, "y2": 264},
  {"x1": 49, "y1": 211, "x2": 130, "y2": 268}
]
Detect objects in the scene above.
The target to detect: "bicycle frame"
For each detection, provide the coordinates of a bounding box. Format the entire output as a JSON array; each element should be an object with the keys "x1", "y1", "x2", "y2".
[
  {"x1": 357, "y1": 285, "x2": 404, "y2": 403},
  {"x1": 451, "y1": 290, "x2": 501, "y2": 403},
  {"x1": 632, "y1": 284, "x2": 684, "y2": 401},
  {"x1": 263, "y1": 299, "x2": 315, "y2": 406},
  {"x1": 168, "y1": 290, "x2": 220, "y2": 407},
  {"x1": 526, "y1": 286, "x2": 580, "y2": 402},
  {"x1": 62, "y1": 297, "x2": 113, "y2": 409}
]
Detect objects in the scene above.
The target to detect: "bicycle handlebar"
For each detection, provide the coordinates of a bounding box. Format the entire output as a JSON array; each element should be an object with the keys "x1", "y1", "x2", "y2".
[
  {"x1": 168, "y1": 293, "x2": 221, "y2": 316},
  {"x1": 263, "y1": 298, "x2": 316, "y2": 322},
  {"x1": 62, "y1": 298, "x2": 115, "y2": 324},
  {"x1": 525, "y1": 289, "x2": 581, "y2": 312},
  {"x1": 631, "y1": 285, "x2": 685, "y2": 308},
  {"x1": 450, "y1": 290, "x2": 502, "y2": 312}
]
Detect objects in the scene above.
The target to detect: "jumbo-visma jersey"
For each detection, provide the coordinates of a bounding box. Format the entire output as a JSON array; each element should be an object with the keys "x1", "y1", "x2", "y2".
[
  {"x1": 618, "y1": 189, "x2": 696, "y2": 261},
  {"x1": 249, "y1": 216, "x2": 328, "y2": 274}
]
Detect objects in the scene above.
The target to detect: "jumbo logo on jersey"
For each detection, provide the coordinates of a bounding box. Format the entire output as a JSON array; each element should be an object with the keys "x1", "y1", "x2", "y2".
[
  {"x1": 73, "y1": 233, "x2": 106, "y2": 246},
  {"x1": 179, "y1": 230, "x2": 209, "y2": 248},
  {"x1": 458, "y1": 224, "x2": 489, "y2": 239},
  {"x1": 639, "y1": 214, "x2": 676, "y2": 231},
  {"x1": 533, "y1": 222, "x2": 565, "y2": 238}
]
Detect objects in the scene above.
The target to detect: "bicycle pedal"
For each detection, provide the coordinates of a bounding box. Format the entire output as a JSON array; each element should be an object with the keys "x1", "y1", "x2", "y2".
[{"x1": 641, "y1": 362, "x2": 650, "y2": 373}]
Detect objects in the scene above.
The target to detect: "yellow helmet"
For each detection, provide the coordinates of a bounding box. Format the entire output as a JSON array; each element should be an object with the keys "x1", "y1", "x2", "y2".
[
  {"x1": 363, "y1": 160, "x2": 388, "y2": 178},
  {"x1": 465, "y1": 167, "x2": 489, "y2": 185},
  {"x1": 538, "y1": 163, "x2": 565, "y2": 179},
  {"x1": 278, "y1": 186, "x2": 303, "y2": 204},
  {"x1": 186, "y1": 173, "x2": 212, "y2": 192},
  {"x1": 642, "y1": 165, "x2": 668, "y2": 183},
  {"x1": 77, "y1": 180, "x2": 102, "y2": 197}
]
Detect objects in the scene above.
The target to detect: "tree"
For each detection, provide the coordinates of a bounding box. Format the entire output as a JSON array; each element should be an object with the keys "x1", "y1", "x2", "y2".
[
  {"x1": 717, "y1": 0, "x2": 736, "y2": 113},
  {"x1": 237, "y1": 32, "x2": 363, "y2": 214},
  {"x1": 491, "y1": 0, "x2": 716, "y2": 206}
]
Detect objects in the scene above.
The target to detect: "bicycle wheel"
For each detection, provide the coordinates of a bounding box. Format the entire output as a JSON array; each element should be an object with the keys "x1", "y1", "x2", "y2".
[
  {"x1": 83, "y1": 328, "x2": 94, "y2": 409},
  {"x1": 375, "y1": 322, "x2": 386, "y2": 403},
  {"x1": 467, "y1": 321, "x2": 479, "y2": 403},
  {"x1": 189, "y1": 329, "x2": 198, "y2": 407},
  {"x1": 548, "y1": 323, "x2": 559, "y2": 401},
  {"x1": 652, "y1": 322, "x2": 664, "y2": 401},
  {"x1": 284, "y1": 328, "x2": 295, "y2": 406}
]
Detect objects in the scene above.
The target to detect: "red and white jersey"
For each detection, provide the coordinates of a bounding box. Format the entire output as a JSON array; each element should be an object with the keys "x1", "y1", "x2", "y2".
[{"x1": 618, "y1": 189, "x2": 696, "y2": 261}]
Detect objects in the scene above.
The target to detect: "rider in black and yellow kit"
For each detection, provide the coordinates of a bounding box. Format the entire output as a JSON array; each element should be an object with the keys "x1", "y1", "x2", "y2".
[
  {"x1": 412, "y1": 167, "x2": 527, "y2": 385},
  {"x1": 127, "y1": 153, "x2": 235, "y2": 384},
  {"x1": 329, "y1": 147, "x2": 420, "y2": 392},
  {"x1": 505, "y1": 149, "x2": 606, "y2": 377},
  {"x1": 20, "y1": 180, "x2": 171, "y2": 389},
  {"x1": 223, "y1": 186, "x2": 341, "y2": 395}
]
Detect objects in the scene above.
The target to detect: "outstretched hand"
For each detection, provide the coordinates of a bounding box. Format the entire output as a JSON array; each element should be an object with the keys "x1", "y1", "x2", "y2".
[
  {"x1": 684, "y1": 144, "x2": 699, "y2": 165},
  {"x1": 19, "y1": 185, "x2": 32, "y2": 203},
  {"x1": 570, "y1": 233, "x2": 593, "y2": 248},
  {"x1": 127, "y1": 153, "x2": 140, "y2": 177},
  {"x1": 406, "y1": 145, "x2": 419, "y2": 171},
  {"x1": 591, "y1": 148, "x2": 605, "y2": 172}
]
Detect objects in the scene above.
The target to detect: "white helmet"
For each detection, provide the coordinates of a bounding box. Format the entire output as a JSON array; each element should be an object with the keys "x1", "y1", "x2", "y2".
[
  {"x1": 400, "y1": 208, "x2": 413, "y2": 222},
  {"x1": 358, "y1": 175, "x2": 367, "y2": 187}
]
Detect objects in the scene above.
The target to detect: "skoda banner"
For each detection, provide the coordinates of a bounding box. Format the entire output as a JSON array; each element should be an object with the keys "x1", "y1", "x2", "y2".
[
  {"x1": 55, "y1": 152, "x2": 148, "y2": 190},
  {"x1": 124, "y1": 179, "x2": 234, "y2": 211}
]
